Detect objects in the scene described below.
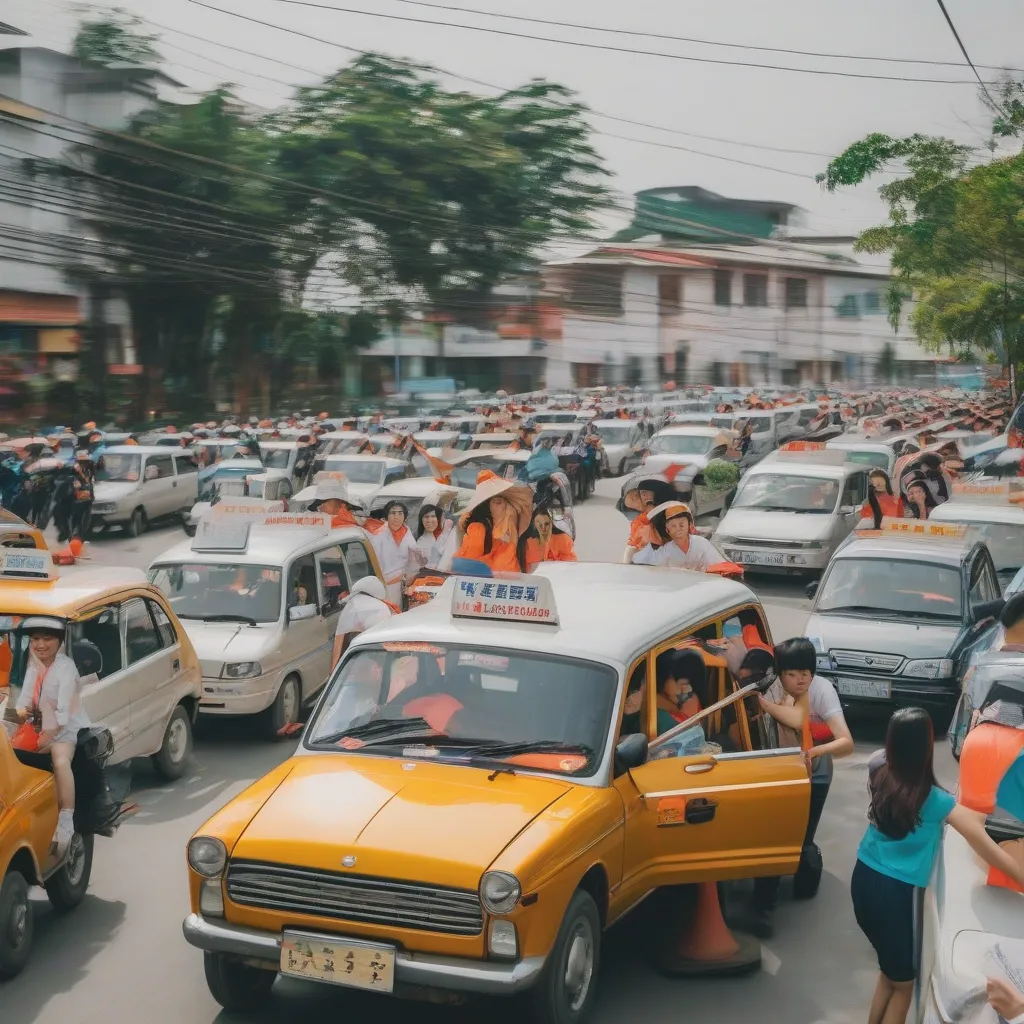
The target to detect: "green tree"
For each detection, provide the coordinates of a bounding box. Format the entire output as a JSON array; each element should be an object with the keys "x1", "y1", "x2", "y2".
[
  {"x1": 818, "y1": 123, "x2": 1024, "y2": 399},
  {"x1": 71, "y1": 6, "x2": 160, "y2": 67}
]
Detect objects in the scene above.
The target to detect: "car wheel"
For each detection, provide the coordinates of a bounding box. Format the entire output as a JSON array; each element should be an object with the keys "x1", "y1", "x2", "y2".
[
  {"x1": 151, "y1": 705, "x2": 193, "y2": 781},
  {"x1": 44, "y1": 832, "x2": 94, "y2": 913},
  {"x1": 261, "y1": 675, "x2": 301, "y2": 739},
  {"x1": 124, "y1": 506, "x2": 146, "y2": 538},
  {"x1": 204, "y1": 952, "x2": 276, "y2": 1012},
  {"x1": 0, "y1": 871, "x2": 32, "y2": 979},
  {"x1": 526, "y1": 889, "x2": 601, "y2": 1024}
]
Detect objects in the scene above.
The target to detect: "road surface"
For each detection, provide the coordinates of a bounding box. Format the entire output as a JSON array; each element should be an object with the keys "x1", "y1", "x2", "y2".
[{"x1": 5, "y1": 480, "x2": 954, "y2": 1024}]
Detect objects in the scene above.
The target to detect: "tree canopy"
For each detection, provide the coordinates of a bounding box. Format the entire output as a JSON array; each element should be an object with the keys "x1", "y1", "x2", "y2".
[
  {"x1": 71, "y1": 6, "x2": 160, "y2": 67},
  {"x1": 48, "y1": 16, "x2": 609, "y2": 416}
]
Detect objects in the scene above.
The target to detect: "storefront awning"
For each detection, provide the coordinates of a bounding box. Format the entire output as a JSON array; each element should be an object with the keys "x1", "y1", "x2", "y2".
[{"x1": 0, "y1": 291, "x2": 80, "y2": 326}]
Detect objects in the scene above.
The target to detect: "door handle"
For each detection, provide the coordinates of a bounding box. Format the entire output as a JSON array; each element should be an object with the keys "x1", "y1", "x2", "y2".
[
  {"x1": 685, "y1": 798, "x2": 718, "y2": 825},
  {"x1": 173, "y1": 658, "x2": 180, "y2": 671},
  {"x1": 684, "y1": 761, "x2": 716, "y2": 774}
]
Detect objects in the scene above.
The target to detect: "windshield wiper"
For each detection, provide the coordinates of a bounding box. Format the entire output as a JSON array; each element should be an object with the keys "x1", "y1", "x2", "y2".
[
  {"x1": 314, "y1": 717, "x2": 496, "y2": 749},
  {"x1": 198, "y1": 613, "x2": 258, "y2": 626},
  {"x1": 465, "y1": 740, "x2": 593, "y2": 760}
]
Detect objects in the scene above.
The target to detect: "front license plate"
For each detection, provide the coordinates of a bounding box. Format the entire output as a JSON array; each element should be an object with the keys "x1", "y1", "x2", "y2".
[
  {"x1": 736, "y1": 550, "x2": 786, "y2": 566},
  {"x1": 280, "y1": 930, "x2": 396, "y2": 993},
  {"x1": 837, "y1": 678, "x2": 891, "y2": 700}
]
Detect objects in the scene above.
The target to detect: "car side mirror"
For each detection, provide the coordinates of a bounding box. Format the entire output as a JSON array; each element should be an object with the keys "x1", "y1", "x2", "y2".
[
  {"x1": 805, "y1": 580, "x2": 819, "y2": 600},
  {"x1": 289, "y1": 604, "x2": 317, "y2": 622},
  {"x1": 614, "y1": 732, "x2": 649, "y2": 776}
]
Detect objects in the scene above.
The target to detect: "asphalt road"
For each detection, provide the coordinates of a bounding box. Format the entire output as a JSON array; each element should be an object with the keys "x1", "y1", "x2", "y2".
[{"x1": 6, "y1": 481, "x2": 956, "y2": 1024}]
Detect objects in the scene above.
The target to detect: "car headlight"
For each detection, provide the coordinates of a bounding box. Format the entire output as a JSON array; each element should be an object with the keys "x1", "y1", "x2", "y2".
[
  {"x1": 715, "y1": 535, "x2": 735, "y2": 547},
  {"x1": 480, "y1": 871, "x2": 521, "y2": 914},
  {"x1": 902, "y1": 659, "x2": 953, "y2": 679},
  {"x1": 222, "y1": 662, "x2": 262, "y2": 678},
  {"x1": 188, "y1": 836, "x2": 227, "y2": 877}
]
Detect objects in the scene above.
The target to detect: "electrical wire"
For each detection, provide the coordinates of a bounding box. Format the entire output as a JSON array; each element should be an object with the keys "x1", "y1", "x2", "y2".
[{"x1": 933, "y1": 0, "x2": 1006, "y2": 113}]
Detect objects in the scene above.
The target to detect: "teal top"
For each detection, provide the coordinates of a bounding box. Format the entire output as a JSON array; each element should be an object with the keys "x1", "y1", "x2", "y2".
[{"x1": 857, "y1": 786, "x2": 956, "y2": 888}]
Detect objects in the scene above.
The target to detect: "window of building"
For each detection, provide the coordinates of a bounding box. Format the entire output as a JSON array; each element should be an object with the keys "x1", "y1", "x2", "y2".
[
  {"x1": 658, "y1": 275, "x2": 681, "y2": 314},
  {"x1": 835, "y1": 295, "x2": 861, "y2": 318},
  {"x1": 567, "y1": 268, "x2": 622, "y2": 316},
  {"x1": 863, "y1": 290, "x2": 882, "y2": 314},
  {"x1": 713, "y1": 269, "x2": 732, "y2": 307},
  {"x1": 743, "y1": 274, "x2": 768, "y2": 307},
  {"x1": 784, "y1": 278, "x2": 808, "y2": 309}
]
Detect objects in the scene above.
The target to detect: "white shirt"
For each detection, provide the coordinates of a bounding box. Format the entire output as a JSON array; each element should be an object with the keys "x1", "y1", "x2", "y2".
[
  {"x1": 16, "y1": 651, "x2": 91, "y2": 733},
  {"x1": 763, "y1": 674, "x2": 844, "y2": 782},
  {"x1": 335, "y1": 593, "x2": 394, "y2": 637},
  {"x1": 653, "y1": 535, "x2": 721, "y2": 571},
  {"x1": 371, "y1": 529, "x2": 417, "y2": 577}
]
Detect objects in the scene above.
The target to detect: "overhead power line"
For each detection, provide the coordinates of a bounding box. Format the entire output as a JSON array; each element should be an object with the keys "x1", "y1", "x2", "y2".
[
  {"x1": 933, "y1": 0, "x2": 1006, "y2": 113},
  {"x1": 225, "y1": 0, "x2": 997, "y2": 84}
]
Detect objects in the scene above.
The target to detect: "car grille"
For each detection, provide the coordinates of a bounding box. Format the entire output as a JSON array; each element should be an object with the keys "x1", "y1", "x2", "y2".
[
  {"x1": 226, "y1": 860, "x2": 484, "y2": 935},
  {"x1": 830, "y1": 650, "x2": 904, "y2": 674},
  {"x1": 93, "y1": 502, "x2": 117, "y2": 515},
  {"x1": 732, "y1": 537, "x2": 808, "y2": 549}
]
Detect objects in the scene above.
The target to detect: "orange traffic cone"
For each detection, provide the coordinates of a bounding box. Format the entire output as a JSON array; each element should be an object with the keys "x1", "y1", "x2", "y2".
[
  {"x1": 53, "y1": 538, "x2": 86, "y2": 566},
  {"x1": 656, "y1": 882, "x2": 761, "y2": 977}
]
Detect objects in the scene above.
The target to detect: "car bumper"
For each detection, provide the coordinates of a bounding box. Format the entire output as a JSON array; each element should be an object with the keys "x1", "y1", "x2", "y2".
[
  {"x1": 90, "y1": 505, "x2": 125, "y2": 523},
  {"x1": 182, "y1": 914, "x2": 546, "y2": 996},
  {"x1": 719, "y1": 546, "x2": 831, "y2": 572},
  {"x1": 198, "y1": 677, "x2": 277, "y2": 715},
  {"x1": 821, "y1": 673, "x2": 959, "y2": 716}
]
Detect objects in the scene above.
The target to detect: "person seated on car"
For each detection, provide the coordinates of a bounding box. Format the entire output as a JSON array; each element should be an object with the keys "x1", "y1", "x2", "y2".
[{"x1": 655, "y1": 649, "x2": 706, "y2": 734}]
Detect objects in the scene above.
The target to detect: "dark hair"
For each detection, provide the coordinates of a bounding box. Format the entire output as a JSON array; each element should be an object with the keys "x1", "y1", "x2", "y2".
[
  {"x1": 464, "y1": 502, "x2": 528, "y2": 572},
  {"x1": 383, "y1": 500, "x2": 409, "y2": 520},
  {"x1": 869, "y1": 707, "x2": 938, "y2": 840},
  {"x1": 416, "y1": 503, "x2": 443, "y2": 540},
  {"x1": 656, "y1": 649, "x2": 706, "y2": 695},
  {"x1": 1001, "y1": 591, "x2": 1024, "y2": 630},
  {"x1": 740, "y1": 647, "x2": 775, "y2": 676},
  {"x1": 774, "y1": 637, "x2": 816, "y2": 674},
  {"x1": 905, "y1": 475, "x2": 938, "y2": 518},
  {"x1": 517, "y1": 504, "x2": 568, "y2": 567},
  {"x1": 866, "y1": 469, "x2": 896, "y2": 528}
]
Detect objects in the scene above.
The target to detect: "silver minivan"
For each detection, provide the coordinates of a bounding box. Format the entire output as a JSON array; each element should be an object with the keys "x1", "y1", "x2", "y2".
[
  {"x1": 147, "y1": 514, "x2": 385, "y2": 737},
  {"x1": 92, "y1": 446, "x2": 200, "y2": 538},
  {"x1": 713, "y1": 449, "x2": 870, "y2": 574}
]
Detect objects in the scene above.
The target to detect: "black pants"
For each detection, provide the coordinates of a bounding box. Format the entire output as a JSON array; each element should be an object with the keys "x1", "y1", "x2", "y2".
[{"x1": 752, "y1": 779, "x2": 830, "y2": 911}]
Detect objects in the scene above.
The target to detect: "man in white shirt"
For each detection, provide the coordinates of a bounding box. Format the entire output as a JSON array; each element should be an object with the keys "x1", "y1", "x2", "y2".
[
  {"x1": 332, "y1": 576, "x2": 395, "y2": 668},
  {"x1": 634, "y1": 501, "x2": 722, "y2": 570}
]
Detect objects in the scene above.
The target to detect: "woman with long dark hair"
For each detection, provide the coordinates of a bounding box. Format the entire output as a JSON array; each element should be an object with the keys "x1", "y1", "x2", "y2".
[
  {"x1": 520, "y1": 504, "x2": 577, "y2": 571},
  {"x1": 860, "y1": 469, "x2": 903, "y2": 528},
  {"x1": 903, "y1": 476, "x2": 936, "y2": 520},
  {"x1": 852, "y1": 708, "x2": 1024, "y2": 1024}
]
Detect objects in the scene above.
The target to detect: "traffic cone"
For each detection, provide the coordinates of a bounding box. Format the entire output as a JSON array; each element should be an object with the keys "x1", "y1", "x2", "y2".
[{"x1": 656, "y1": 882, "x2": 761, "y2": 977}]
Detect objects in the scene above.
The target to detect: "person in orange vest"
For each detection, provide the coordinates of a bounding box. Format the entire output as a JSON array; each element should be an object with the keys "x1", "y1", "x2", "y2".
[
  {"x1": 521, "y1": 504, "x2": 577, "y2": 571},
  {"x1": 454, "y1": 470, "x2": 532, "y2": 572}
]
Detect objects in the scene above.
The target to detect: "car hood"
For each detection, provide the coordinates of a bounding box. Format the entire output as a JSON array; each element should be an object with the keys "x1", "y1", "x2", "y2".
[
  {"x1": 94, "y1": 481, "x2": 140, "y2": 503},
  {"x1": 928, "y1": 827, "x2": 1024, "y2": 1023},
  {"x1": 179, "y1": 620, "x2": 278, "y2": 663},
  {"x1": 716, "y1": 508, "x2": 834, "y2": 543},
  {"x1": 805, "y1": 612, "x2": 960, "y2": 660},
  {"x1": 232, "y1": 755, "x2": 571, "y2": 889}
]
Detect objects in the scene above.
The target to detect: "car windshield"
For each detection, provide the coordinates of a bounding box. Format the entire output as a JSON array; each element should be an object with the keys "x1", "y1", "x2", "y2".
[
  {"x1": 733, "y1": 474, "x2": 839, "y2": 513},
  {"x1": 593, "y1": 426, "x2": 631, "y2": 444},
  {"x1": 97, "y1": 453, "x2": 141, "y2": 482},
  {"x1": 306, "y1": 644, "x2": 617, "y2": 777},
  {"x1": 323, "y1": 459, "x2": 387, "y2": 484},
  {"x1": 837, "y1": 450, "x2": 889, "y2": 470},
  {"x1": 962, "y1": 521, "x2": 1024, "y2": 572},
  {"x1": 148, "y1": 562, "x2": 283, "y2": 623},
  {"x1": 741, "y1": 416, "x2": 772, "y2": 432},
  {"x1": 650, "y1": 434, "x2": 713, "y2": 456},
  {"x1": 199, "y1": 473, "x2": 250, "y2": 501},
  {"x1": 451, "y1": 460, "x2": 516, "y2": 489},
  {"x1": 370, "y1": 495, "x2": 425, "y2": 519},
  {"x1": 262, "y1": 449, "x2": 292, "y2": 470},
  {"x1": 816, "y1": 558, "x2": 963, "y2": 619}
]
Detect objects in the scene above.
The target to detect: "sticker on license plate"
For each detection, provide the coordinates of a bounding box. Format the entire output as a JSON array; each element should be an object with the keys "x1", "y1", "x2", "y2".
[
  {"x1": 837, "y1": 678, "x2": 891, "y2": 700},
  {"x1": 736, "y1": 551, "x2": 786, "y2": 566},
  {"x1": 280, "y1": 931, "x2": 396, "y2": 992}
]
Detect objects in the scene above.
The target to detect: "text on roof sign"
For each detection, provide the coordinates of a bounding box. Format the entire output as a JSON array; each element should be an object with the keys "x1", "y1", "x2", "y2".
[
  {"x1": 0, "y1": 548, "x2": 56, "y2": 580},
  {"x1": 451, "y1": 575, "x2": 559, "y2": 625},
  {"x1": 875, "y1": 517, "x2": 968, "y2": 540}
]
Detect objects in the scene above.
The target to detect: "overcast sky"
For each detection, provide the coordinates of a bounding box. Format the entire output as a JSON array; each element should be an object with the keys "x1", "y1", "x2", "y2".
[{"x1": 6, "y1": 0, "x2": 1022, "y2": 248}]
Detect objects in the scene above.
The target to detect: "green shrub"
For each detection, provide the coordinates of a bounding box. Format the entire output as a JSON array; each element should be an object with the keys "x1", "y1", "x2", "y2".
[{"x1": 703, "y1": 459, "x2": 740, "y2": 490}]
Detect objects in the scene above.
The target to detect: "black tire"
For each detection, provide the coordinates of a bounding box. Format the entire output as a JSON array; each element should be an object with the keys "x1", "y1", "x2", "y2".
[
  {"x1": 0, "y1": 871, "x2": 32, "y2": 979},
  {"x1": 260, "y1": 675, "x2": 301, "y2": 739},
  {"x1": 124, "y1": 506, "x2": 146, "y2": 538},
  {"x1": 183, "y1": 523, "x2": 197, "y2": 538},
  {"x1": 204, "y1": 952, "x2": 276, "y2": 1012},
  {"x1": 526, "y1": 888, "x2": 601, "y2": 1024},
  {"x1": 792, "y1": 842, "x2": 823, "y2": 900},
  {"x1": 151, "y1": 705, "x2": 193, "y2": 781},
  {"x1": 44, "y1": 832, "x2": 93, "y2": 913}
]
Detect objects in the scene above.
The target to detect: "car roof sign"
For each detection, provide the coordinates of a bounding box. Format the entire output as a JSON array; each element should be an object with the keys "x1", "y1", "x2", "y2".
[
  {"x1": 951, "y1": 479, "x2": 1024, "y2": 504},
  {"x1": 192, "y1": 518, "x2": 251, "y2": 552},
  {"x1": 867, "y1": 517, "x2": 969, "y2": 541},
  {"x1": 451, "y1": 574, "x2": 559, "y2": 626},
  {"x1": 0, "y1": 547, "x2": 57, "y2": 581}
]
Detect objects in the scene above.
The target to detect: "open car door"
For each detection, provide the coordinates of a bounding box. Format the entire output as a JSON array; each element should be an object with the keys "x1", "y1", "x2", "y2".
[{"x1": 615, "y1": 685, "x2": 810, "y2": 894}]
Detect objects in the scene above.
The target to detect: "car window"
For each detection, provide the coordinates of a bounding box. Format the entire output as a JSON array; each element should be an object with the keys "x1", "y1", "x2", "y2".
[
  {"x1": 841, "y1": 472, "x2": 868, "y2": 508},
  {"x1": 287, "y1": 555, "x2": 319, "y2": 610},
  {"x1": 316, "y1": 545, "x2": 350, "y2": 615},
  {"x1": 146, "y1": 455, "x2": 174, "y2": 480},
  {"x1": 148, "y1": 599, "x2": 177, "y2": 647},
  {"x1": 342, "y1": 540, "x2": 374, "y2": 585},
  {"x1": 174, "y1": 455, "x2": 198, "y2": 475},
  {"x1": 970, "y1": 556, "x2": 1000, "y2": 607},
  {"x1": 71, "y1": 604, "x2": 123, "y2": 679},
  {"x1": 123, "y1": 597, "x2": 163, "y2": 665}
]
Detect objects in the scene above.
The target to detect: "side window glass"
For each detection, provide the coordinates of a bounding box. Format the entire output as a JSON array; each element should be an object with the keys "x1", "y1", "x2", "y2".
[
  {"x1": 148, "y1": 599, "x2": 176, "y2": 647},
  {"x1": 124, "y1": 597, "x2": 162, "y2": 665},
  {"x1": 971, "y1": 558, "x2": 1000, "y2": 606},
  {"x1": 72, "y1": 604, "x2": 123, "y2": 679},
  {"x1": 342, "y1": 541, "x2": 374, "y2": 585},
  {"x1": 287, "y1": 555, "x2": 318, "y2": 609},
  {"x1": 316, "y1": 545, "x2": 350, "y2": 615},
  {"x1": 842, "y1": 473, "x2": 867, "y2": 507},
  {"x1": 175, "y1": 456, "x2": 198, "y2": 475},
  {"x1": 146, "y1": 455, "x2": 174, "y2": 480},
  {"x1": 619, "y1": 661, "x2": 649, "y2": 741}
]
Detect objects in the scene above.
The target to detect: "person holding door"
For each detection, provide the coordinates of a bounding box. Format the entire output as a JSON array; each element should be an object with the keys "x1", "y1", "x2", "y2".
[{"x1": 14, "y1": 617, "x2": 90, "y2": 856}]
